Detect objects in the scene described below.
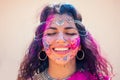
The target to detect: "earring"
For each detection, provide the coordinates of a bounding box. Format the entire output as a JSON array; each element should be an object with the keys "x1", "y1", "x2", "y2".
[
  {"x1": 38, "y1": 51, "x2": 47, "y2": 61},
  {"x1": 76, "y1": 50, "x2": 85, "y2": 60}
]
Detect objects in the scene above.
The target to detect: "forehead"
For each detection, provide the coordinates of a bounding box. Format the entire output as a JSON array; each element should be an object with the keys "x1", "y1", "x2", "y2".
[{"x1": 45, "y1": 14, "x2": 76, "y2": 29}]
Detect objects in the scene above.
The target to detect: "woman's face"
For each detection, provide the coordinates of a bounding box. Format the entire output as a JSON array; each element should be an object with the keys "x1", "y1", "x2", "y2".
[{"x1": 42, "y1": 14, "x2": 81, "y2": 64}]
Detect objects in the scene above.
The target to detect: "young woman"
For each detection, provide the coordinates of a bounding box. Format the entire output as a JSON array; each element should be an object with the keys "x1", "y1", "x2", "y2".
[{"x1": 17, "y1": 3, "x2": 113, "y2": 80}]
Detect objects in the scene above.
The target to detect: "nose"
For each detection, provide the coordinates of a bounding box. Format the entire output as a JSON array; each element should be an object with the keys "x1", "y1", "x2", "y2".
[{"x1": 56, "y1": 32, "x2": 66, "y2": 43}]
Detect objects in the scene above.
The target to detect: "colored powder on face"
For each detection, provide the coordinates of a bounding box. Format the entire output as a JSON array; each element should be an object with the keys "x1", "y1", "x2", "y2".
[
  {"x1": 45, "y1": 14, "x2": 55, "y2": 28},
  {"x1": 56, "y1": 20, "x2": 64, "y2": 26},
  {"x1": 63, "y1": 56, "x2": 68, "y2": 61},
  {"x1": 57, "y1": 32, "x2": 67, "y2": 41},
  {"x1": 41, "y1": 15, "x2": 55, "y2": 51},
  {"x1": 54, "y1": 55, "x2": 70, "y2": 62},
  {"x1": 42, "y1": 38, "x2": 50, "y2": 51},
  {"x1": 70, "y1": 37, "x2": 80, "y2": 50}
]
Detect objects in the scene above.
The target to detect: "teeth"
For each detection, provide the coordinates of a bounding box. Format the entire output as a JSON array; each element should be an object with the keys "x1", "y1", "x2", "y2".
[{"x1": 54, "y1": 48, "x2": 68, "y2": 51}]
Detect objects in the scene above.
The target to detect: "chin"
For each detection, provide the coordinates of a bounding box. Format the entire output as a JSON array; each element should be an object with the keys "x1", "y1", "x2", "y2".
[{"x1": 55, "y1": 59, "x2": 70, "y2": 65}]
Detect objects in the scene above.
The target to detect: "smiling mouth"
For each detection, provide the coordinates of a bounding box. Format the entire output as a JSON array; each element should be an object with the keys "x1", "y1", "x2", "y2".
[{"x1": 53, "y1": 48, "x2": 70, "y2": 54}]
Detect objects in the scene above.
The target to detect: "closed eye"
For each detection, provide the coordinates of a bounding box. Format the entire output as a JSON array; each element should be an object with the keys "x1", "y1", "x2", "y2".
[
  {"x1": 46, "y1": 33, "x2": 57, "y2": 36},
  {"x1": 65, "y1": 33, "x2": 77, "y2": 35}
]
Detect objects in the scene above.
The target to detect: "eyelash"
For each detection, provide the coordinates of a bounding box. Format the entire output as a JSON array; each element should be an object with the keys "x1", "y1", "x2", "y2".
[
  {"x1": 46, "y1": 33, "x2": 56, "y2": 36},
  {"x1": 65, "y1": 33, "x2": 77, "y2": 35}
]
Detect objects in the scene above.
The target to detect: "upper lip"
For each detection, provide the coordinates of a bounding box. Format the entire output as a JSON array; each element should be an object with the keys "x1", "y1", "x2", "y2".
[
  {"x1": 53, "y1": 46, "x2": 69, "y2": 48},
  {"x1": 52, "y1": 44, "x2": 69, "y2": 47}
]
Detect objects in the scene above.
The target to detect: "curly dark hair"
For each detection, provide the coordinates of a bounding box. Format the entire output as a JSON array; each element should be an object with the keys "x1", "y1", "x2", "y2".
[{"x1": 17, "y1": 3, "x2": 113, "y2": 80}]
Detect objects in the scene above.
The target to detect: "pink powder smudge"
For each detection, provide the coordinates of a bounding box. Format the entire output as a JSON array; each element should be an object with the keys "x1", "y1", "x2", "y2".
[{"x1": 70, "y1": 37, "x2": 80, "y2": 50}]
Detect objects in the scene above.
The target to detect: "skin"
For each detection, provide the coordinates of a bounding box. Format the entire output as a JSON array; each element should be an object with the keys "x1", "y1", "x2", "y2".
[{"x1": 42, "y1": 14, "x2": 81, "y2": 79}]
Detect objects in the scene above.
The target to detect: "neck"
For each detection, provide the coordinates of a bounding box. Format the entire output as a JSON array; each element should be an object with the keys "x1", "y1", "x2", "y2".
[{"x1": 48, "y1": 58, "x2": 76, "y2": 79}]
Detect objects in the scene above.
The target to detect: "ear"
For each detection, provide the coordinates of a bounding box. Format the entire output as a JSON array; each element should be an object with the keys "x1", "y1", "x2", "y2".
[
  {"x1": 78, "y1": 45, "x2": 81, "y2": 50},
  {"x1": 42, "y1": 48, "x2": 45, "y2": 51}
]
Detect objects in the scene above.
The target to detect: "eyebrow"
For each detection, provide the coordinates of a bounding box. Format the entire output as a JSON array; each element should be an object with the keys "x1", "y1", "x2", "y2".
[
  {"x1": 64, "y1": 27, "x2": 76, "y2": 30},
  {"x1": 47, "y1": 27, "x2": 57, "y2": 30}
]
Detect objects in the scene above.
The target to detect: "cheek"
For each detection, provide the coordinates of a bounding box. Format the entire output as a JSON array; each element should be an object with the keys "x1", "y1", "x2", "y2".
[
  {"x1": 42, "y1": 36, "x2": 56, "y2": 56},
  {"x1": 69, "y1": 37, "x2": 80, "y2": 50},
  {"x1": 42, "y1": 37, "x2": 51, "y2": 54},
  {"x1": 42, "y1": 40, "x2": 50, "y2": 50},
  {"x1": 42, "y1": 40, "x2": 52, "y2": 56}
]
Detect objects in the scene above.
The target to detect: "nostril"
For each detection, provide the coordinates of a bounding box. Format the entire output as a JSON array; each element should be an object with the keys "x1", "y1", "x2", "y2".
[{"x1": 56, "y1": 39, "x2": 66, "y2": 43}]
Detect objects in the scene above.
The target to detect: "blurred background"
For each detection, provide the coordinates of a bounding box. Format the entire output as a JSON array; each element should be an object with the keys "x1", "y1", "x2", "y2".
[{"x1": 0, "y1": 0, "x2": 120, "y2": 80}]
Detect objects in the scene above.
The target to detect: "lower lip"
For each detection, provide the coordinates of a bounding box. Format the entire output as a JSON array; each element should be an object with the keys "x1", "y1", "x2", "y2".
[{"x1": 53, "y1": 49, "x2": 70, "y2": 55}]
